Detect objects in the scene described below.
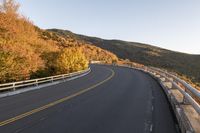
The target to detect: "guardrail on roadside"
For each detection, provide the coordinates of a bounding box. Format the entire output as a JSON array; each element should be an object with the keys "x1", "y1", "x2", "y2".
[
  {"x1": 146, "y1": 67, "x2": 200, "y2": 115},
  {"x1": 0, "y1": 68, "x2": 91, "y2": 92},
  {"x1": 143, "y1": 67, "x2": 200, "y2": 133},
  {"x1": 117, "y1": 64, "x2": 200, "y2": 133},
  {"x1": 120, "y1": 64, "x2": 200, "y2": 115}
]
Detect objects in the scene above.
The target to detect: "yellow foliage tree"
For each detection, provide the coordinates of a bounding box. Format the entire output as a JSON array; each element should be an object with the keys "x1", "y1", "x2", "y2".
[
  {"x1": 0, "y1": 51, "x2": 27, "y2": 82},
  {"x1": 55, "y1": 48, "x2": 88, "y2": 74}
]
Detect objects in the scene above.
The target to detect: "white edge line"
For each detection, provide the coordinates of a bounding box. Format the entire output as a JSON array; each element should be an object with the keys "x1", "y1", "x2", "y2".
[{"x1": 150, "y1": 124, "x2": 153, "y2": 132}]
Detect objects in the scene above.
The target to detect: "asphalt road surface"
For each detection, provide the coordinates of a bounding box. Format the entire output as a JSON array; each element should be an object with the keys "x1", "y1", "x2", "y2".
[{"x1": 0, "y1": 65, "x2": 179, "y2": 133}]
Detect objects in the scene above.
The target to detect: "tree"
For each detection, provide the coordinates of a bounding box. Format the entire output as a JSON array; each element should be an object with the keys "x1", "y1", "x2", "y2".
[
  {"x1": 0, "y1": 0, "x2": 19, "y2": 15},
  {"x1": 0, "y1": 51, "x2": 27, "y2": 82},
  {"x1": 55, "y1": 48, "x2": 88, "y2": 74}
]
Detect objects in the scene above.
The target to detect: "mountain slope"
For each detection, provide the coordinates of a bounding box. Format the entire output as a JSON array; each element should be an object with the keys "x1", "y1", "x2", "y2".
[
  {"x1": 48, "y1": 29, "x2": 200, "y2": 86},
  {"x1": 0, "y1": 0, "x2": 118, "y2": 83}
]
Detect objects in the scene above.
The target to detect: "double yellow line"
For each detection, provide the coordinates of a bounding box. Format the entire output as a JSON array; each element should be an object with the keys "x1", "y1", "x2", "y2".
[{"x1": 0, "y1": 68, "x2": 115, "y2": 127}]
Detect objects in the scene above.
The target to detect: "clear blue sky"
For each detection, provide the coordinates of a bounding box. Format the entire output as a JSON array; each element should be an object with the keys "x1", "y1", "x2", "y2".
[{"x1": 16, "y1": 0, "x2": 200, "y2": 54}]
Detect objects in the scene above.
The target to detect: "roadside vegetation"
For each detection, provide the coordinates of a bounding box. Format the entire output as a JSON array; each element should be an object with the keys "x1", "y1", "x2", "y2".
[{"x1": 0, "y1": 0, "x2": 118, "y2": 83}]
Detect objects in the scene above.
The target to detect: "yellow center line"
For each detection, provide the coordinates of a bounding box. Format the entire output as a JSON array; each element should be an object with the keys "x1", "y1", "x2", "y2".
[{"x1": 0, "y1": 68, "x2": 115, "y2": 127}]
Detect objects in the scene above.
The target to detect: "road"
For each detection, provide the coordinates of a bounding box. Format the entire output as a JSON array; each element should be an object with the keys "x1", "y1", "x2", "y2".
[{"x1": 0, "y1": 65, "x2": 179, "y2": 133}]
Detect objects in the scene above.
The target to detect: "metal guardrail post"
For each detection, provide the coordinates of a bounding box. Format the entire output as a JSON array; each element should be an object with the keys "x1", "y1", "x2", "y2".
[
  {"x1": 62, "y1": 75, "x2": 65, "y2": 81},
  {"x1": 69, "y1": 73, "x2": 72, "y2": 78},
  {"x1": 35, "y1": 79, "x2": 38, "y2": 87},
  {"x1": 12, "y1": 83, "x2": 15, "y2": 91},
  {"x1": 183, "y1": 88, "x2": 190, "y2": 105}
]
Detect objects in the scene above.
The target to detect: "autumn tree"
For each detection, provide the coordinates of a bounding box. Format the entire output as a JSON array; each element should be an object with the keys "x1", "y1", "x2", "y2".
[
  {"x1": 55, "y1": 48, "x2": 88, "y2": 74},
  {"x1": 0, "y1": 0, "x2": 19, "y2": 15},
  {"x1": 0, "y1": 0, "x2": 44, "y2": 82}
]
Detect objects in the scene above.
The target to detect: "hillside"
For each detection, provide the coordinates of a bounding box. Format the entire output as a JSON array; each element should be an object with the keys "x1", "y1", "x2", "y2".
[
  {"x1": 0, "y1": 0, "x2": 118, "y2": 83},
  {"x1": 48, "y1": 29, "x2": 200, "y2": 86},
  {"x1": 40, "y1": 30, "x2": 118, "y2": 64}
]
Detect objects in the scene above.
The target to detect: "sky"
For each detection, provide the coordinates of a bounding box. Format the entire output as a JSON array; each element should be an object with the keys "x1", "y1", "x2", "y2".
[{"x1": 16, "y1": 0, "x2": 200, "y2": 54}]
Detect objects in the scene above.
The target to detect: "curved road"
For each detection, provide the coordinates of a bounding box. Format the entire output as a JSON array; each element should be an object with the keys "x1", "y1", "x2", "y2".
[{"x1": 0, "y1": 65, "x2": 179, "y2": 133}]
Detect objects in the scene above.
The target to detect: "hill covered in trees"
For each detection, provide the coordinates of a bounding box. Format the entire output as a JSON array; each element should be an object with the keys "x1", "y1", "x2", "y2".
[
  {"x1": 48, "y1": 29, "x2": 200, "y2": 87},
  {"x1": 0, "y1": 0, "x2": 118, "y2": 83}
]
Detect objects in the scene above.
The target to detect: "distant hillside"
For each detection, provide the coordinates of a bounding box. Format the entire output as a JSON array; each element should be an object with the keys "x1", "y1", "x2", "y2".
[{"x1": 48, "y1": 29, "x2": 200, "y2": 86}]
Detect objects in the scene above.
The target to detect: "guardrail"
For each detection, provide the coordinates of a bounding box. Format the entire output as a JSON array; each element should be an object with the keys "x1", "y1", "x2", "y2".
[
  {"x1": 119, "y1": 64, "x2": 200, "y2": 115},
  {"x1": 142, "y1": 67, "x2": 200, "y2": 133},
  {"x1": 117, "y1": 64, "x2": 200, "y2": 133},
  {"x1": 0, "y1": 68, "x2": 90, "y2": 92},
  {"x1": 146, "y1": 67, "x2": 200, "y2": 115}
]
